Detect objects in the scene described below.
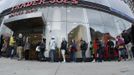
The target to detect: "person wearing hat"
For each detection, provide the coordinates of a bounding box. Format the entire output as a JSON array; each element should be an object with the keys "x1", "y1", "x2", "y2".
[
  {"x1": 49, "y1": 36, "x2": 57, "y2": 62},
  {"x1": 16, "y1": 33, "x2": 24, "y2": 60}
]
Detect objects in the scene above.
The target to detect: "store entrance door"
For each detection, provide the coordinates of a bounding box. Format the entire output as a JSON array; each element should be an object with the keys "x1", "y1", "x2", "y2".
[{"x1": 5, "y1": 17, "x2": 45, "y2": 59}]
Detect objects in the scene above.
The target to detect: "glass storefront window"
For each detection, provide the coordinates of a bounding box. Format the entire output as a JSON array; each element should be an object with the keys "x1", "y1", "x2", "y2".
[
  {"x1": 67, "y1": 7, "x2": 85, "y2": 23},
  {"x1": 45, "y1": 22, "x2": 67, "y2": 50},
  {"x1": 67, "y1": 22, "x2": 88, "y2": 42},
  {"x1": 46, "y1": 7, "x2": 67, "y2": 22},
  {"x1": 113, "y1": 16, "x2": 132, "y2": 35},
  {"x1": 86, "y1": 8, "x2": 132, "y2": 40},
  {"x1": 43, "y1": 7, "x2": 132, "y2": 51},
  {"x1": 86, "y1": 9, "x2": 104, "y2": 26},
  {"x1": 66, "y1": 22, "x2": 89, "y2": 58}
]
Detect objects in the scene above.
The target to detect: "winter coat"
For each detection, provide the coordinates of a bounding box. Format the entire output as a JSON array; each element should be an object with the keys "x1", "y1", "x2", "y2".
[
  {"x1": 117, "y1": 38, "x2": 125, "y2": 46},
  {"x1": 40, "y1": 42, "x2": 46, "y2": 50},
  {"x1": 60, "y1": 40, "x2": 67, "y2": 50},
  {"x1": 107, "y1": 40, "x2": 114, "y2": 48},
  {"x1": 50, "y1": 39, "x2": 56, "y2": 50},
  {"x1": 24, "y1": 42, "x2": 30, "y2": 50},
  {"x1": 93, "y1": 40, "x2": 98, "y2": 59},
  {"x1": 117, "y1": 38, "x2": 125, "y2": 49},
  {"x1": 9, "y1": 36, "x2": 15, "y2": 46},
  {"x1": 122, "y1": 33, "x2": 131, "y2": 44},
  {"x1": 16, "y1": 37, "x2": 24, "y2": 46},
  {"x1": 0, "y1": 35, "x2": 4, "y2": 48},
  {"x1": 70, "y1": 43, "x2": 77, "y2": 52},
  {"x1": 80, "y1": 41, "x2": 87, "y2": 51}
]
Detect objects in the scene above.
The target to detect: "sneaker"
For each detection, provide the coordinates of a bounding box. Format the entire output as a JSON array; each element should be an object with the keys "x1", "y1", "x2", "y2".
[
  {"x1": 62, "y1": 60, "x2": 66, "y2": 63},
  {"x1": 92, "y1": 59, "x2": 95, "y2": 62}
]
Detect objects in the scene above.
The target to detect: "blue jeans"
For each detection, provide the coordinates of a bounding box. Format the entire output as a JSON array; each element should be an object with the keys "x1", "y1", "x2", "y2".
[
  {"x1": 82, "y1": 50, "x2": 86, "y2": 62},
  {"x1": 70, "y1": 51, "x2": 76, "y2": 62},
  {"x1": 49, "y1": 50, "x2": 56, "y2": 62},
  {"x1": 9, "y1": 46, "x2": 15, "y2": 58},
  {"x1": 119, "y1": 48, "x2": 126, "y2": 59}
]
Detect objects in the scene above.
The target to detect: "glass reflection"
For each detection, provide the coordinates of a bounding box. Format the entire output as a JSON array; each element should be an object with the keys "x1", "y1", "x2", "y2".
[{"x1": 42, "y1": 7, "x2": 132, "y2": 58}]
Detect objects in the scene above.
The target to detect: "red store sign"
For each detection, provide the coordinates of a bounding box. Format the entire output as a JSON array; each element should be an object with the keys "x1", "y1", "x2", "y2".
[{"x1": 11, "y1": 0, "x2": 79, "y2": 11}]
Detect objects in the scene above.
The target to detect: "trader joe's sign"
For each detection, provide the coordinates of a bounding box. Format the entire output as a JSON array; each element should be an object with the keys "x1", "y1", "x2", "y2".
[{"x1": 11, "y1": 0, "x2": 79, "y2": 11}]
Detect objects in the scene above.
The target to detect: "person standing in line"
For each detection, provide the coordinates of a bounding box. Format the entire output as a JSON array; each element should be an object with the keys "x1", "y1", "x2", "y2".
[
  {"x1": 9, "y1": 34, "x2": 16, "y2": 59},
  {"x1": 93, "y1": 38, "x2": 99, "y2": 62},
  {"x1": 60, "y1": 38, "x2": 67, "y2": 62},
  {"x1": 24, "y1": 37, "x2": 30, "y2": 60},
  {"x1": 126, "y1": 42, "x2": 133, "y2": 60},
  {"x1": 16, "y1": 33, "x2": 24, "y2": 60},
  {"x1": 1, "y1": 36, "x2": 9, "y2": 57},
  {"x1": 80, "y1": 39, "x2": 88, "y2": 62},
  {"x1": 116, "y1": 35, "x2": 126, "y2": 61},
  {"x1": 70, "y1": 39, "x2": 77, "y2": 62},
  {"x1": 122, "y1": 30, "x2": 131, "y2": 59},
  {"x1": 90, "y1": 41, "x2": 94, "y2": 60},
  {"x1": 107, "y1": 39, "x2": 115, "y2": 61},
  {"x1": 122, "y1": 30, "x2": 131, "y2": 45},
  {"x1": 0, "y1": 35, "x2": 4, "y2": 57},
  {"x1": 96, "y1": 38, "x2": 103, "y2": 62},
  {"x1": 49, "y1": 36, "x2": 57, "y2": 62},
  {"x1": 114, "y1": 45, "x2": 119, "y2": 61},
  {"x1": 36, "y1": 42, "x2": 41, "y2": 61},
  {"x1": 39, "y1": 38, "x2": 46, "y2": 61}
]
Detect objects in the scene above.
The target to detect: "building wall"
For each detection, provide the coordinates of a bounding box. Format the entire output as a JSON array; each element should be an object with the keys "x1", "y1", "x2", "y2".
[
  {"x1": 40, "y1": 7, "x2": 132, "y2": 58},
  {"x1": 1, "y1": 0, "x2": 134, "y2": 18},
  {"x1": 1, "y1": 0, "x2": 133, "y2": 58}
]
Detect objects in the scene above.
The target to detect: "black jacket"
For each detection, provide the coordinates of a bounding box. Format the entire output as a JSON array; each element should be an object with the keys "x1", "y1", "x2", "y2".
[
  {"x1": 16, "y1": 38, "x2": 24, "y2": 46},
  {"x1": 0, "y1": 35, "x2": 4, "y2": 48},
  {"x1": 60, "y1": 41, "x2": 67, "y2": 50},
  {"x1": 80, "y1": 41, "x2": 87, "y2": 51}
]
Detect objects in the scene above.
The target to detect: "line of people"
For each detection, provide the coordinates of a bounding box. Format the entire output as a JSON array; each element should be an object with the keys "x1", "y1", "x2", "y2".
[
  {"x1": 0, "y1": 32, "x2": 134, "y2": 62},
  {"x1": 0, "y1": 33, "x2": 88, "y2": 62},
  {"x1": 0, "y1": 33, "x2": 28, "y2": 60},
  {"x1": 90, "y1": 33, "x2": 134, "y2": 62}
]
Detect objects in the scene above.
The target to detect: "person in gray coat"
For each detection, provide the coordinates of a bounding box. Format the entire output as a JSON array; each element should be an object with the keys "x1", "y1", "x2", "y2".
[{"x1": 24, "y1": 37, "x2": 30, "y2": 60}]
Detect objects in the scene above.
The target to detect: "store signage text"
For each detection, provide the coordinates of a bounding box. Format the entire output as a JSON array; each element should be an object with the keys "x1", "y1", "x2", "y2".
[
  {"x1": 11, "y1": 0, "x2": 79, "y2": 11},
  {"x1": 9, "y1": 8, "x2": 38, "y2": 18}
]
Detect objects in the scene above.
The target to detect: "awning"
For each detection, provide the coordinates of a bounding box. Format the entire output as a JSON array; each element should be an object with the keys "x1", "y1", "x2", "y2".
[{"x1": 4, "y1": 12, "x2": 45, "y2": 34}]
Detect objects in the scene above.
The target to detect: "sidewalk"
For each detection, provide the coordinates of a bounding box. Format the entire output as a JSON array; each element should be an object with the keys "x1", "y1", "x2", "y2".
[{"x1": 0, "y1": 58, "x2": 134, "y2": 75}]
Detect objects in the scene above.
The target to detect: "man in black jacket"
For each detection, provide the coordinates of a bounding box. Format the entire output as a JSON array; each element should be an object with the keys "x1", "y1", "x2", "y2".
[
  {"x1": 80, "y1": 39, "x2": 88, "y2": 62},
  {"x1": 39, "y1": 38, "x2": 46, "y2": 61},
  {"x1": 16, "y1": 33, "x2": 24, "y2": 60},
  {"x1": 107, "y1": 40, "x2": 114, "y2": 61}
]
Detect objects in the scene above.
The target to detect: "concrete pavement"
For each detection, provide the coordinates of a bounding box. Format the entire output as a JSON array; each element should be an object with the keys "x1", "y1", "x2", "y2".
[{"x1": 0, "y1": 58, "x2": 134, "y2": 75}]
